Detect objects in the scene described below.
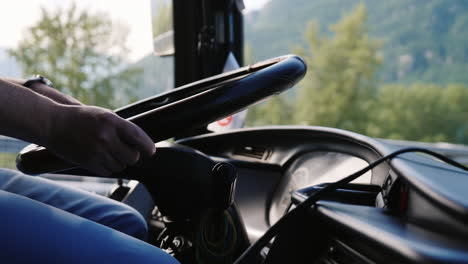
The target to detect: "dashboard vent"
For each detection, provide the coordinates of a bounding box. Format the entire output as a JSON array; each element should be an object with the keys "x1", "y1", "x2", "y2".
[{"x1": 233, "y1": 145, "x2": 269, "y2": 160}]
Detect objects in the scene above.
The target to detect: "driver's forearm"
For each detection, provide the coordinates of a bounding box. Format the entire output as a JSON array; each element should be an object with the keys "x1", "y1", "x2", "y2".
[
  {"x1": 3, "y1": 78, "x2": 82, "y2": 106},
  {"x1": 0, "y1": 78, "x2": 58, "y2": 145}
]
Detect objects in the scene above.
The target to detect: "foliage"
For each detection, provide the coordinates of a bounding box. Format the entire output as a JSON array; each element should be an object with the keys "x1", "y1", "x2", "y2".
[
  {"x1": 369, "y1": 84, "x2": 468, "y2": 143},
  {"x1": 244, "y1": 41, "x2": 295, "y2": 127},
  {"x1": 295, "y1": 4, "x2": 381, "y2": 133},
  {"x1": 245, "y1": 95, "x2": 294, "y2": 126},
  {"x1": 246, "y1": 2, "x2": 468, "y2": 145},
  {"x1": 244, "y1": 43, "x2": 254, "y2": 66},
  {"x1": 245, "y1": 0, "x2": 468, "y2": 85},
  {"x1": 9, "y1": 3, "x2": 142, "y2": 108},
  {"x1": 152, "y1": 1, "x2": 173, "y2": 37}
]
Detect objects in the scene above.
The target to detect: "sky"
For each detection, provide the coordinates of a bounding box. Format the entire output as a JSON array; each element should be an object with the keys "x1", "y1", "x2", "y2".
[
  {"x1": 0, "y1": 0, "x2": 154, "y2": 62},
  {"x1": 244, "y1": 0, "x2": 271, "y2": 11},
  {"x1": 0, "y1": 0, "x2": 269, "y2": 62}
]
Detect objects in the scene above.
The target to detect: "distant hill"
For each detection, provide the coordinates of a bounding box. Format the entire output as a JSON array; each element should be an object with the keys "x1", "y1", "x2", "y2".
[
  {"x1": 245, "y1": 0, "x2": 468, "y2": 84},
  {"x1": 132, "y1": 53, "x2": 174, "y2": 99}
]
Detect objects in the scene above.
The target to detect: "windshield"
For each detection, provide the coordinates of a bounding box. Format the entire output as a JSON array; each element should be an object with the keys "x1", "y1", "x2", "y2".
[
  {"x1": 1, "y1": 0, "x2": 171, "y2": 109},
  {"x1": 243, "y1": 0, "x2": 468, "y2": 147},
  {"x1": 0, "y1": 0, "x2": 170, "y2": 170},
  {"x1": 0, "y1": 0, "x2": 466, "y2": 173}
]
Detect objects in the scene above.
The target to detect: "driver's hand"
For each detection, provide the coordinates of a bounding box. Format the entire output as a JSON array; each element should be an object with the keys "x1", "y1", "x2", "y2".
[{"x1": 45, "y1": 105, "x2": 156, "y2": 176}]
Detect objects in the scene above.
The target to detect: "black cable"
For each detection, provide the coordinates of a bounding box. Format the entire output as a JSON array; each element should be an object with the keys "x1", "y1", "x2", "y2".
[{"x1": 234, "y1": 147, "x2": 468, "y2": 264}]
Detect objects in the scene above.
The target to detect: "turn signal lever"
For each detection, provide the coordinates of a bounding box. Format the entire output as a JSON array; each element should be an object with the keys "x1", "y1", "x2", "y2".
[
  {"x1": 106, "y1": 145, "x2": 237, "y2": 221},
  {"x1": 212, "y1": 162, "x2": 237, "y2": 210}
]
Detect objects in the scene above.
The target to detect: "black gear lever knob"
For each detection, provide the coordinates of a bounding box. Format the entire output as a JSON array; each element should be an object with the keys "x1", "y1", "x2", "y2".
[{"x1": 212, "y1": 162, "x2": 237, "y2": 210}]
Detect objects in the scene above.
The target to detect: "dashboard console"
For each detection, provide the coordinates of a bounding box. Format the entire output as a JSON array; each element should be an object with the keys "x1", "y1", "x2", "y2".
[{"x1": 178, "y1": 126, "x2": 468, "y2": 263}]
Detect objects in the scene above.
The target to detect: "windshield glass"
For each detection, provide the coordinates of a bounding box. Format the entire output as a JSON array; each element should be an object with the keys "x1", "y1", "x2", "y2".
[
  {"x1": 1, "y1": 0, "x2": 171, "y2": 109},
  {"x1": 243, "y1": 0, "x2": 468, "y2": 147},
  {"x1": 0, "y1": 0, "x2": 171, "y2": 170},
  {"x1": 1, "y1": 0, "x2": 466, "y2": 172}
]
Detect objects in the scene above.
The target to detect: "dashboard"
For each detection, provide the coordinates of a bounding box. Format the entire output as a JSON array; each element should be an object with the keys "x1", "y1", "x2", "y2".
[
  {"x1": 268, "y1": 151, "x2": 371, "y2": 224},
  {"x1": 177, "y1": 126, "x2": 389, "y2": 238},
  {"x1": 177, "y1": 126, "x2": 468, "y2": 263}
]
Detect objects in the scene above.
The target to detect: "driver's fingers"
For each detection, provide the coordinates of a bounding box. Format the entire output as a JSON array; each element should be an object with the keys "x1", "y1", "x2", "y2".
[
  {"x1": 108, "y1": 138, "x2": 141, "y2": 166},
  {"x1": 117, "y1": 120, "x2": 156, "y2": 158}
]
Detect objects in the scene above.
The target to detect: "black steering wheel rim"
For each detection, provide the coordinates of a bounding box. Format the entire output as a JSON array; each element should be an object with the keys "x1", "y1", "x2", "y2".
[{"x1": 16, "y1": 55, "x2": 307, "y2": 175}]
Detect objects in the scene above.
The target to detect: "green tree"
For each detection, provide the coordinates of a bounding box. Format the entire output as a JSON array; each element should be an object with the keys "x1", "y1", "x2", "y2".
[
  {"x1": 245, "y1": 1, "x2": 468, "y2": 145},
  {"x1": 369, "y1": 83, "x2": 468, "y2": 144},
  {"x1": 246, "y1": 95, "x2": 294, "y2": 126},
  {"x1": 244, "y1": 41, "x2": 295, "y2": 126},
  {"x1": 244, "y1": 43, "x2": 255, "y2": 66},
  {"x1": 9, "y1": 4, "x2": 141, "y2": 108},
  {"x1": 152, "y1": 2, "x2": 172, "y2": 37},
  {"x1": 295, "y1": 4, "x2": 381, "y2": 133},
  {"x1": 443, "y1": 84, "x2": 468, "y2": 144}
]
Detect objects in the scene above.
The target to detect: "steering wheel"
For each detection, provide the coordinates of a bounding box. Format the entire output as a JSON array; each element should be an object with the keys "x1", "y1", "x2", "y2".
[{"x1": 17, "y1": 55, "x2": 307, "y2": 176}]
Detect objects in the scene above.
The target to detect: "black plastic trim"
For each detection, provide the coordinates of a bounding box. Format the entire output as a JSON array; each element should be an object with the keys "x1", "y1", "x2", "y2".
[
  {"x1": 315, "y1": 201, "x2": 468, "y2": 263},
  {"x1": 178, "y1": 126, "x2": 468, "y2": 221}
]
